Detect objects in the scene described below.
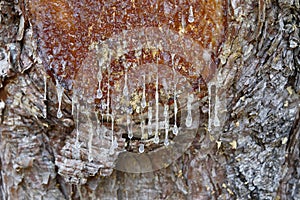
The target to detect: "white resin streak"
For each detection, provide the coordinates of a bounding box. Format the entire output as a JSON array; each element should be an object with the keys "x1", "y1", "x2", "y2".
[
  {"x1": 164, "y1": 105, "x2": 169, "y2": 146},
  {"x1": 141, "y1": 74, "x2": 146, "y2": 109},
  {"x1": 127, "y1": 114, "x2": 133, "y2": 139},
  {"x1": 42, "y1": 75, "x2": 47, "y2": 118},
  {"x1": 185, "y1": 94, "x2": 193, "y2": 128},
  {"x1": 154, "y1": 73, "x2": 159, "y2": 144},
  {"x1": 208, "y1": 84, "x2": 212, "y2": 132},
  {"x1": 148, "y1": 106, "x2": 153, "y2": 136},
  {"x1": 123, "y1": 69, "x2": 129, "y2": 97},
  {"x1": 109, "y1": 115, "x2": 117, "y2": 155},
  {"x1": 188, "y1": 6, "x2": 195, "y2": 23},
  {"x1": 173, "y1": 84, "x2": 179, "y2": 135},
  {"x1": 56, "y1": 80, "x2": 64, "y2": 118},
  {"x1": 107, "y1": 67, "x2": 111, "y2": 115},
  {"x1": 181, "y1": 14, "x2": 186, "y2": 33},
  {"x1": 111, "y1": 115, "x2": 118, "y2": 148},
  {"x1": 214, "y1": 87, "x2": 220, "y2": 127},
  {"x1": 172, "y1": 58, "x2": 179, "y2": 135},
  {"x1": 97, "y1": 64, "x2": 103, "y2": 99},
  {"x1": 43, "y1": 74, "x2": 47, "y2": 100},
  {"x1": 97, "y1": 81, "x2": 103, "y2": 99}
]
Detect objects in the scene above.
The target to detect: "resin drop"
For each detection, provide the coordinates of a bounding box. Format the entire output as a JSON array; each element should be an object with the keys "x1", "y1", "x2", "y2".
[
  {"x1": 139, "y1": 143, "x2": 145, "y2": 153},
  {"x1": 188, "y1": 6, "x2": 195, "y2": 23}
]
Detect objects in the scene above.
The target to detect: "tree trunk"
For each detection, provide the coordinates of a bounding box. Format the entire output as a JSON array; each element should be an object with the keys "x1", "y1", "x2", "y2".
[{"x1": 0, "y1": 0, "x2": 299, "y2": 199}]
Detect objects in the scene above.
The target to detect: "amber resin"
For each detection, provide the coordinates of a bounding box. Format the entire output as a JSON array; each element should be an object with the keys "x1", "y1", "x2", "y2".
[
  {"x1": 27, "y1": 0, "x2": 227, "y2": 172},
  {"x1": 27, "y1": 0, "x2": 227, "y2": 89}
]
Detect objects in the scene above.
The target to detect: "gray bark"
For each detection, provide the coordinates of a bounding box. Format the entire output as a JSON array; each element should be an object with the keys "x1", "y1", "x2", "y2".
[{"x1": 0, "y1": 0, "x2": 299, "y2": 199}]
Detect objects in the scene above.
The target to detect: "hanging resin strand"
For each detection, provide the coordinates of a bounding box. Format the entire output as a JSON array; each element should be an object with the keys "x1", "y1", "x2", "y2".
[
  {"x1": 208, "y1": 83, "x2": 212, "y2": 132},
  {"x1": 141, "y1": 74, "x2": 146, "y2": 109},
  {"x1": 181, "y1": 13, "x2": 186, "y2": 33},
  {"x1": 154, "y1": 72, "x2": 160, "y2": 144},
  {"x1": 148, "y1": 106, "x2": 153, "y2": 136},
  {"x1": 42, "y1": 74, "x2": 47, "y2": 118},
  {"x1": 43, "y1": 74, "x2": 47, "y2": 100},
  {"x1": 164, "y1": 104, "x2": 170, "y2": 146},
  {"x1": 188, "y1": 5, "x2": 194, "y2": 23},
  {"x1": 172, "y1": 61, "x2": 179, "y2": 135},
  {"x1": 56, "y1": 80, "x2": 64, "y2": 118},
  {"x1": 186, "y1": 94, "x2": 193, "y2": 128},
  {"x1": 109, "y1": 115, "x2": 118, "y2": 155},
  {"x1": 107, "y1": 66, "x2": 111, "y2": 115},
  {"x1": 127, "y1": 114, "x2": 133, "y2": 139},
  {"x1": 96, "y1": 63, "x2": 103, "y2": 99},
  {"x1": 123, "y1": 67, "x2": 129, "y2": 97}
]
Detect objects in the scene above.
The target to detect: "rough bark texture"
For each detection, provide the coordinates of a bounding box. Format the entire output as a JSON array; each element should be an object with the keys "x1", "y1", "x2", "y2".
[{"x1": 0, "y1": 0, "x2": 299, "y2": 199}]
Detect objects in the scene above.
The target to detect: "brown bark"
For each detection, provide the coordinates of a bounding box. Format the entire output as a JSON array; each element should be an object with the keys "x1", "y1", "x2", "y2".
[{"x1": 0, "y1": 0, "x2": 299, "y2": 199}]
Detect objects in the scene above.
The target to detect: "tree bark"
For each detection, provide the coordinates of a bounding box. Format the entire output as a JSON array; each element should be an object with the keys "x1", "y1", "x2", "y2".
[{"x1": 0, "y1": 0, "x2": 299, "y2": 199}]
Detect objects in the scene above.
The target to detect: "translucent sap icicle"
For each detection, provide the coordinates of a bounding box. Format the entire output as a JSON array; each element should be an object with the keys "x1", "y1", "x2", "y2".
[
  {"x1": 173, "y1": 91, "x2": 179, "y2": 135},
  {"x1": 107, "y1": 77, "x2": 110, "y2": 115},
  {"x1": 171, "y1": 54, "x2": 175, "y2": 66},
  {"x1": 154, "y1": 73, "x2": 159, "y2": 144},
  {"x1": 188, "y1": 6, "x2": 194, "y2": 23},
  {"x1": 141, "y1": 74, "x2": 146, "y2": 109},
  {"x1": 164, "y1": 105, "x2": 169, "y2": 146},
  {"x1": 181, "y1": 14, "x2": 186, "y2": 33},
  {"x1": 139, "y1": 143, "x2": 144, "y2": 153},
  {"x1": 127, "y1": 115, "x2": 133, "y2": 139},
  {"x1": 214, "y1": 89, "x2": 220, "y2": 127},
  {"x1": 123, "y1": 69, "x2": 129, "y2": 97},
  {"x1": 208, "y1": 84, "x2": 212, "y2": 132},
  {"x1": 43, "y1": 74, "x2": 47, "y2": 100},
  {"x1": 97, "y1": 64, "x2": 103, "y2": 99},
  {"x1": 56, "y1": 80, "x2": 64, "y2": 118},
  {"x1": 97, "y1": 83, "x2": 103, "y2": 99},
  {"x1": 186, "y1": 94, "x2": 193, "y2": 128},
  {"x1": 148, "y1": 106, "x2": 153, "y2": 136},
  {"x1": 42, "y1": 74, "x2": 47, "y2": 118}
]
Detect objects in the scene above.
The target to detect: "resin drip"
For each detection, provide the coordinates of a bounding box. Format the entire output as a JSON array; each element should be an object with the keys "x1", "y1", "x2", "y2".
[
  {"x1": 173, "y1": 89, "x2": 179, "y2": 135},
  {"x1": 141, "y1": 74, "x2": 146, "y2": 109},
  {"x1": 148, "y1": 106, "x2": 153, "y2": 136},
  {"x1": 164, "y1": 104, "x2": 169, "y2": 146},
  {"x1": 188, "y1": 6, "x2": 195, "y2": 23},
  {"x1": 186, "y1": 94, "x2": 193, "y2": 128},
  {"x1": 154, "y1": 73, "x2": 159, "y2": 144},
  {"x1": 56, "y1": 80, "x2": 64, "y2": 118},
  {"x1": 96, "y1": 65, "x2": 103, "y2": 99}
]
